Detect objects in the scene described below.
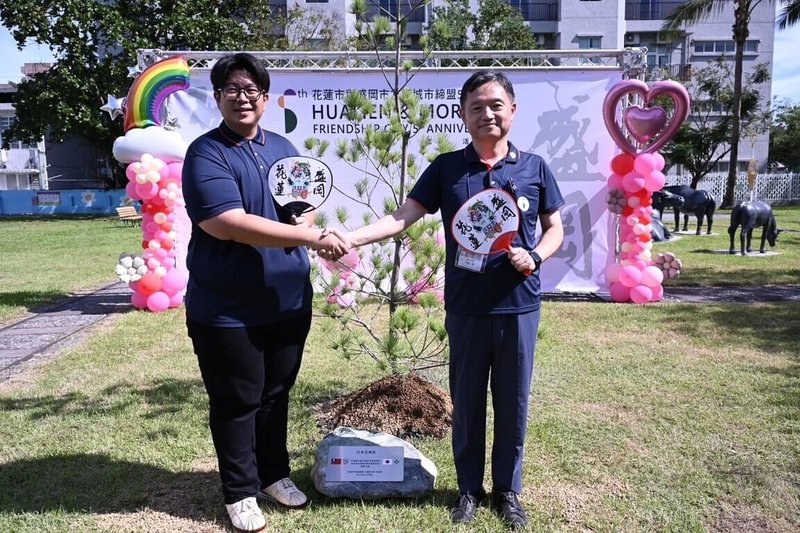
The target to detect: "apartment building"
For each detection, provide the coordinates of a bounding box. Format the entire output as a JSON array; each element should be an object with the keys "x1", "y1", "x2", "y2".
[{"x1": 285, "y1": 0, "x2": 776, "y2": 173}]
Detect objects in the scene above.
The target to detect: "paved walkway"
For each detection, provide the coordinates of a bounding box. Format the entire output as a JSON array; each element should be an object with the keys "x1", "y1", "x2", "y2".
[
  {"x1": 0, "y1": 282, "x2": 133, "y2": 384},
  {"x1": 1, "y1": 282, "x2": 799, "y2": 384}
]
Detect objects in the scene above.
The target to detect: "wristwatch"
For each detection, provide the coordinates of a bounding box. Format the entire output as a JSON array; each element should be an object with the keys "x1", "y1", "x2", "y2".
[{"x1": 529, "y1": 250, "x2": 543, "y2": 272}]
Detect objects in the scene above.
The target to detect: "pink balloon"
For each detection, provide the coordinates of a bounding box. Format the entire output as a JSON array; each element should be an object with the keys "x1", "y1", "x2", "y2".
[
  {"x1": 126, "y1": 164, "x2": 138, "y2": 182},
  {"x1": 641, "y1": 265, "x2": 664, "y2": 288},
  {"x1": 159, "y1": 164, "x2": 170, "y2": 180},
  {"x1": 618, "y1": 265, "x2": 642, "y2": 288},
  {"x1": 607, "y1": 173, "x2": 623, "y2": 190},
  {"x1": 168, "y1": 162, "x2": 183, "y2": 182},
  {"x1": 609, "y1": 282, "x2": 631, "y2": 303},
  {"x1": 625, "y1": 106, "x2": 667, "y2": 144},
  {"x1": 634, "y1": 153, "x2": 658, "y2": 175},
  {"x1": 651, "y1": 284, "x2": 664, "y2": 301},
  {"x1": 340, "y1": 249, "x2": 360, "y2": 271},
  {"x1": 629, "y1": 284, "x2": 653, "y2": 304},
  {"x1": 644, "y1": 170, "x2": 666, "y2": 192},
  {"x1": 131, "y1": 289, "x2": 148, "y2": 309},
  {"x1": 135, "y1": 181, "x2": 159, "y2": 200},
  {"x1": 126, "y1": 181, "x2": 140, "y2": 201},
  {"x1": 146, "y1": 291, "x2": 170, "y2": 312},
  {"x1": 606, "y1": 263, "x2": 622, "y2": 283},
  {"x1": 622, "y1": 171, "x2": 646, "y2": 193},
  {"x1": 602, "y1": 79, "x2": 690, "y2": 155},
  {"x1": 168, "y1": 291, "x2": 184, "y2": 308},
  {"x1": 161, "y1": 268, "x2": 188, "y2": 295},
  {"x1": 653, "y1": 152, "x2": 666, "y2": 171}
]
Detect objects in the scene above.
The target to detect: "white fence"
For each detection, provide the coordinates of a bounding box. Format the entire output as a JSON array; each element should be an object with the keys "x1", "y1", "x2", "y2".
[{"x1": 665, "y1": 173, "x2": 800, "y2": 205}]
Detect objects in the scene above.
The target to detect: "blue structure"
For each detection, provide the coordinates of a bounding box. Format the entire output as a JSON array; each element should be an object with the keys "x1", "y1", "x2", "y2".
[{"x1": 0, "y1": 189, "x2": 130, "y2": 216}]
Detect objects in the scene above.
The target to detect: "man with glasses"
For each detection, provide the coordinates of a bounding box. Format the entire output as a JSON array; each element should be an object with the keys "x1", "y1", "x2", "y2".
[
  {"x1": 182, "y1": 52, "x2": 347, "y2": 532},
  {"x1": 331, "y1": 71, "x2": 564, "y2": 529}
]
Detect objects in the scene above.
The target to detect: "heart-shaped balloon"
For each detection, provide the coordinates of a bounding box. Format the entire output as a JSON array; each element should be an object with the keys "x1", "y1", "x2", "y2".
[
  {"x1": 624, "y1": 106, "x2": 667, "y2": 143},
  {"x1": 603, "y1": 79, "x2": 690, "y2": 155}
]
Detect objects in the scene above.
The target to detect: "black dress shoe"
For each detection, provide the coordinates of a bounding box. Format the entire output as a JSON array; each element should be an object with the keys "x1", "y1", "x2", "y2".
[
  {"x1": 492, "y1": 491, "x2": 527, "y2": 529},
  {"x1": 450, "y1": 489, "x2": 486, "y2": 524}
]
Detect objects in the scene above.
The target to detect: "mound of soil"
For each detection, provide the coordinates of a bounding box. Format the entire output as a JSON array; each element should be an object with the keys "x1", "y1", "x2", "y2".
[{"x1": 315, "y1": 373, "x2": 453, "y2": 438}]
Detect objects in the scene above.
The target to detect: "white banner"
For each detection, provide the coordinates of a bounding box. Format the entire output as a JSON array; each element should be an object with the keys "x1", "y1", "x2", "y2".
[{"x1": 171, "y1": 68, "x2": 620, "y2": 293}]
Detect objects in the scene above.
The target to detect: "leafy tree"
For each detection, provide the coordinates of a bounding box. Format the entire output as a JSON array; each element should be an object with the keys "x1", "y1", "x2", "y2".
[
  {"x1": 662, "y1": 0, "x2": 786, "y2": 207},
  {"x1": 662, "y1": 59, "x2": 770, "y2": 188},
  {"x1": 769, "y1": 99, "x2": 800, "y2": 172},
  {"x1": 0, "y1": 0, "x2": 333, "y2": 187},
  {"x1": 426, "y1": 0, "x2": 474, "y2": 50},
  {"x1": 471, "y1": 0, "x2": 539, "y2": 50},
  {"x1": 308, "y1": 0, "x2": 450, "y2": 373},
  {"x1": 426, "y1": 0, "x2": 538, "y2": 51},
  {"x1": 778, "y1": 0, "x2": 800, "y2": 28}
]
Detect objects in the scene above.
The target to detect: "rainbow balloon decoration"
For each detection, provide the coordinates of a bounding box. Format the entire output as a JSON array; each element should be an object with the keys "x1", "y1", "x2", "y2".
[{"x1": 124, "y1": 56, "x2": 190, "y2": 132}]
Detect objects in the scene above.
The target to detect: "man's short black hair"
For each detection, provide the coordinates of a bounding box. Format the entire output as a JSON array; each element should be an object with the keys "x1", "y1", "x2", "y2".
[
  {"x1": 210, "y1": 53, "x2": 271, "y2": 93},
  {"x1": 460, "y1": 71, "x2": 515, "y2": 107}
]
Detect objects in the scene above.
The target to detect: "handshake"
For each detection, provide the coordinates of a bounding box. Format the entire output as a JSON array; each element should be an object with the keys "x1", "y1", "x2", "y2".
[{"x1": 311, "y1": 227, "x2": 353, "y2": 261}]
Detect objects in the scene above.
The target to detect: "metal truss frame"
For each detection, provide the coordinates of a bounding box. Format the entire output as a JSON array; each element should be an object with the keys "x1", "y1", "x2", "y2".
[{"x1": 136, "y1": 48, "x2": 648, "y2": 79}]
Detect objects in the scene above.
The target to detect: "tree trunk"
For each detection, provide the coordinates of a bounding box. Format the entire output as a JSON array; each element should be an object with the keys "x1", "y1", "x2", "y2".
[{"x1": 723, "y1": 3, "x2": 750, "y2": 209}]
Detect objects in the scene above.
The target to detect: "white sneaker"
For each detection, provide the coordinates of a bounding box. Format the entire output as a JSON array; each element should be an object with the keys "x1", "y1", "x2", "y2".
[
  {"x1": 225, "y1": 496, "x2": 266, "y2": 532},
  {"x1": 258, "y1": 478, "x2": 309, "y2": 509}
]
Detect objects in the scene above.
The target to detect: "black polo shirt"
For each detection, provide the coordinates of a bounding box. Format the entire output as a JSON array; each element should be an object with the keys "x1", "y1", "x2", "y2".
[
  {"x1": 182, "y1": 122, "x2": 312, "y2": 326},
  {"x1": 409, "y1": 142, "x2": 564, "y2": 314}
]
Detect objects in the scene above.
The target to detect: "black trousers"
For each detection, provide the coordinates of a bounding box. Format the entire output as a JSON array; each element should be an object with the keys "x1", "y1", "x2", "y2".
[{"x1": 187, "y1": 313, "x2": 311, "y2": 504}]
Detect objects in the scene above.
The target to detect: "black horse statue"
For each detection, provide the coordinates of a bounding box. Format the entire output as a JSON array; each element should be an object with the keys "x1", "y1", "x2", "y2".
[
  {"x1": 728, "y1": 200, "x2": 780, "y2": 255},
  {"x1": 661, "y1": 185, "x2": 717, "y2": 235},
  {"x1": 651, "y1": 189, "x2": 684, "y2": 242}
]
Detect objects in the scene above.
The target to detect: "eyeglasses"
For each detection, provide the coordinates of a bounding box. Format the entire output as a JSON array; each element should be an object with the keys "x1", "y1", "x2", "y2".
[{"x1": 217, "y1": 85, "x2": 265, "y2": 102}]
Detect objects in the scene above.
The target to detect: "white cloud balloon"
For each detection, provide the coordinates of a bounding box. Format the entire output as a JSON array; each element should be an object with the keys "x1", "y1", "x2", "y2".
[{"x1": 113, "y1": 127, "x2": 188, "y2": 164}]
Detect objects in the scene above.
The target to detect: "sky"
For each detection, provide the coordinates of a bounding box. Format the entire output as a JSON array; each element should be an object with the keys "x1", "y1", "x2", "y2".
[{"x1": 1, "y1": 21, "x2": 799, "y2": 104}]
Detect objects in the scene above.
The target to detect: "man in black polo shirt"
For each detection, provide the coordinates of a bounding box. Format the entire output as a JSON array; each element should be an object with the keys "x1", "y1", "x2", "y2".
[
  {"x1": 182, "y1": 53, "x2": 347, "y2": 532},
  {"x1": 340, "y1": 70, "x2": 565, "y2": 529}
]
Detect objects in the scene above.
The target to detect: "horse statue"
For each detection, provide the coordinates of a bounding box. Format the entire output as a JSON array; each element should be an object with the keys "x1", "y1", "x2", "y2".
[
  {"x1": 651, "y1": 189, "x2": 684, "y2": 242},
  {"x1": 661, "y1": 185, "x2": 717, "y2": 235},
  {"x1": 728, "y1": 200, "x2": 780, "y2": 255}
]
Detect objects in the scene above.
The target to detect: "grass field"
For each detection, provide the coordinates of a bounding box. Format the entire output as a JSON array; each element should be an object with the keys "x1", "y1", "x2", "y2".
[{"x1": 0, "y1": 212, "x2": 798, "y2": 532}]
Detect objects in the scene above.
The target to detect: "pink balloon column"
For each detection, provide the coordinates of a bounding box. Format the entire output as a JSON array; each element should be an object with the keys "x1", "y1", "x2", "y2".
[
  {"x1": 123, "y1": 153, "x2": 188, "y2": 312},
  {"x1": 602, "y1": 80, "x2": 689, "y2": 303}
]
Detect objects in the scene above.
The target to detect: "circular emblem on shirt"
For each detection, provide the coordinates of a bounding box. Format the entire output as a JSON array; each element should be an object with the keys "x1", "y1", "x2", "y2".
[{"x1": 517, "y1": 196, "x2": 530, "y2": 212}]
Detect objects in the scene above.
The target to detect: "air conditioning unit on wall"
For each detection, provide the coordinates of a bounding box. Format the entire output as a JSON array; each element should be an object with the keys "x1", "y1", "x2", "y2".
[{"x1": 625, "y1": 33, "x2": 640, "y2": 45}]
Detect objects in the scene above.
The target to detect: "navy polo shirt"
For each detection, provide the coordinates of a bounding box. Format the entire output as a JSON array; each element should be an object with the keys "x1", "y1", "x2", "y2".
[
  {"x1": 182, "y1": 122, "x2": 312, "y2": 327},
  {"x1": 409, "y1": 142, "x2": 564, "y2": 315}
]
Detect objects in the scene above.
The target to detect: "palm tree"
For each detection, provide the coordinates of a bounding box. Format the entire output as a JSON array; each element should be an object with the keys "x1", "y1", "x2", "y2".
[
  {"x1": 662, "y1": 1, "x2": 763, "y2": 208},
  {"x1": 777, "y1": 0, "x2": 800, "y2": 28}
]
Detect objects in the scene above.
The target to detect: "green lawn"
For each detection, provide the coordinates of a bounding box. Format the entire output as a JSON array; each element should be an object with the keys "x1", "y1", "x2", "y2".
[{"x1": 0, "y1": 213, "x2": 798, "y2": 532}]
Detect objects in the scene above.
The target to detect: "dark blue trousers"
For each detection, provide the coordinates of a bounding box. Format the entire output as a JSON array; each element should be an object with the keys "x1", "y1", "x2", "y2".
[
  {"x1": 445, "y1": 310, "x2": 540, "y2": 494},
  {"x1": 187, "y1": 313, "x2": 311, "y2": 504}
]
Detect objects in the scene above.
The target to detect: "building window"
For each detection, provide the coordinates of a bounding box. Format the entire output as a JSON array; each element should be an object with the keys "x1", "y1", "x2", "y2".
[
  {"x1": 305, "y1": 0, "x2": 328, "y2": 3},
  {"x1": 0, "y1": 116, "x2": 29, "y2": 150},
  {"x1": 578, "y1": 36, "x2": 602, "y2": 65},
  {"x1": 364, "y1": 1, "x2": 426, "y2": 22},
  {"x1": 693, "y1": 40, "x2": 758, "y2": 54}
]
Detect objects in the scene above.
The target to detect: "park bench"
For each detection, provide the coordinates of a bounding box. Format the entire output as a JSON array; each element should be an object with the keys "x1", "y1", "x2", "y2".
[{"x1": 116, "y1": 206, "x2": 142, "y2": 227}]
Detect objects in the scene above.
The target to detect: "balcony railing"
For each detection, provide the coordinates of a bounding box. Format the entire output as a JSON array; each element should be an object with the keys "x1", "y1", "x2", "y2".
[
  {"x1": 364, "y1": 1, "x2": 426, "y2": 22},
  {"x1": 625, "y1": 1, "x2": 684, "y2": 21},
  {"x1": 644, "y1": 63, "x2": 692, "y2": 82},
  {"x1": 509, "y1": 1, "x2": 558, "y2": 21}
]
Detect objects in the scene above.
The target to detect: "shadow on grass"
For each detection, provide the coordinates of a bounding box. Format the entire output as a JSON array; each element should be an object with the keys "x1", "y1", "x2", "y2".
[
  {"x1": 0, "y1": 290, "x2": 70, "y2": 314},
  {"x1": 0, "y1": 378, "x2": 207, "y2": 421},
  {"x1": 0, "y1": 453, "x2": 223, "y2": 521}
]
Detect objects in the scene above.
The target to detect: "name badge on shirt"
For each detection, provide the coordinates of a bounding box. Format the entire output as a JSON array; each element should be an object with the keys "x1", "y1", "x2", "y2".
[{"x1": 455, "y1": 248, "x2": 487, "y2": 273}]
